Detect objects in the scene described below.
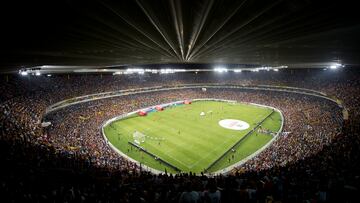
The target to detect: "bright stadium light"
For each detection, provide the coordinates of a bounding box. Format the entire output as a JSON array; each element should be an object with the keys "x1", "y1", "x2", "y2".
[
  {"x1": 233, "y1": 69, "x2": 242, "y2": 73},
  {"x1": 145, "y1": 69, "x2": 158, "y2": 73},
  {"x1": 35, "y1": 71, "x2": 41, "y2": 76},
  {"x1": 19, "y1": 70, "x2": 28, "y2": 76},
  {"x1": 47, "y1": 74, "x2": 52, "y2": 77},
  {"x1": 258, "y1": 67, "x2": 270, "y2": 71},
  {"x1": 160, "y1": 69, "x2": 175, "y2": 74},
  {"x1": 273, "y1": 69, "x2": 279, "y2": 72},
  {"x1": 113, "y1": 71, "x2": 122, "y2": 75},
  {"x1": 330, "y1": 63, "x2": 342, "y2": 70},
  {"x1": 214, "y1": 67, "x2": 228, "y2": 73},
  {"x1": 125, "y1": 68, "x2": 144, "y2": 74}
]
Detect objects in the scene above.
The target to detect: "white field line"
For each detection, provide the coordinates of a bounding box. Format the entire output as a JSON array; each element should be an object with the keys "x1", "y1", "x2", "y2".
[
  {"x1": 199, "y1": 112, "x2": 268, "y2": 170},
  {"x1": 188, "y1": 134, "x2": 236, "y2": 168},
  {"x1": 122, "y1": 125, "x2": 190, "y2": 169},
  {"x1": 158, "y1": 148, "x2": 191, "y2": 168},
  {"x1": 136, "y1": 127, "x2": 191, "y2": 168}
]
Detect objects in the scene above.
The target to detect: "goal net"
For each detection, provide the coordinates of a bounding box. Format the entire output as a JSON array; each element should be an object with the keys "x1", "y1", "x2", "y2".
[{"x1": 133, "y1": 131, "x2": 146, "y2": 145}]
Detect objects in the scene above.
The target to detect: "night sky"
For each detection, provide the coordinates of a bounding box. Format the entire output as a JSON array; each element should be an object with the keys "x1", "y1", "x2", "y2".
[{"x1": 1, "y1": 0, "x2": 359, "y2": 71}]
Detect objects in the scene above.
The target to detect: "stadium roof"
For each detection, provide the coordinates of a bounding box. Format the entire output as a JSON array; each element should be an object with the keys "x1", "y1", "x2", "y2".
[{"x1": 1, "y1": 0, "x2": 360, "y2": 73}]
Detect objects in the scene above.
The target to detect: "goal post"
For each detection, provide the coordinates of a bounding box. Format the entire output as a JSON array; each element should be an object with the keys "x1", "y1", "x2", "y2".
[{"x1": 133, "y1": 131, "x2": 146, "y2": 144}]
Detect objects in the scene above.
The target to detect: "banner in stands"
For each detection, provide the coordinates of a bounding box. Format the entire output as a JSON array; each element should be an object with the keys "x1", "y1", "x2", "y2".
[
  {"x1": 138, "y1": 110, "x2": 147, "y2": 116},
  {"x1": 155, "y1": 105, "x2": 164, "y2": 111}
]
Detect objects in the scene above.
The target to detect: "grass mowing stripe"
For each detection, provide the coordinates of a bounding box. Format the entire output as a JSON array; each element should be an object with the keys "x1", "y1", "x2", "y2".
[
  {"x1": 144, "y1": 117, "x2": 218, "y2": 158},
  {"x1": 137, "y1": 118, "x2": 210, "y2": 167},
  {"x1": 150, "y1": 113, "x2": 229, "y2": 155}
]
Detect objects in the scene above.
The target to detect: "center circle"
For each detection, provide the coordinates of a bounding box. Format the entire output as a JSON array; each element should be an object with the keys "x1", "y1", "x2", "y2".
[{"x1": 218, "y1": 119, "x2": 250, "y2": 130}]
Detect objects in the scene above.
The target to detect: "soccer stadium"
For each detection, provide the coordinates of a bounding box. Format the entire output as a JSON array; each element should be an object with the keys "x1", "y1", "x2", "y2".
[{"x1": 1, "y1": 1, "x2": 360, "y2": 202}]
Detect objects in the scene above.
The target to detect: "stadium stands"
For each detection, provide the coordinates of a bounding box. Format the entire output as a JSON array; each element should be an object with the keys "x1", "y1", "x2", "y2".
[{"x1": 0, "y1": 68, "x2": 359, "y2": 202}]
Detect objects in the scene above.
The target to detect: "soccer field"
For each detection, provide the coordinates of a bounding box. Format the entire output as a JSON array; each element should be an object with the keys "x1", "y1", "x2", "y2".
[{"x1": 103, "y1": 100, "x2": 282, "y2": 174}]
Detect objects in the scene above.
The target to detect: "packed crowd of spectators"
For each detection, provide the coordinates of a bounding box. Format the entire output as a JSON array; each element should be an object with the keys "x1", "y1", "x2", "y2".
[{"x1": 0, "y1": 68, "x2": 359, "y2": 202}]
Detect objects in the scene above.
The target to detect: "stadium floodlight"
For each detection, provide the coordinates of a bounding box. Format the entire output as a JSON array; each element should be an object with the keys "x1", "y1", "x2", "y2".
[
  {"x1": 113, "y1": 71, "x2": 122, "y2": 75},
  {"x1": 214, "y1": 67, "x2": 228, "y2": 73},
  {"x1": 160, "y1": 69, "x2": 175, "y2": 74},
  {"x1": 258, "y1": 67, "x2": 270, "y2": 71},
  {"x1": 19, "y1": 70, "x2": 28, "y2": 76},
  {"x1": 35, "y1": 71, "x2": 41, "y2": 76},
  {"x1": 273, "y1": 69, "x2": 279, "y2": 72},
  {"x1": 137, "y1": 69, "x2": 145, "y2": 74},
  {"x1": 330, "y1": 63, "x2": 342, "y2": 70},
  {"x1": 145, "y1": 69, "x2": 158, "y2": 73},
  {"x1": 47, "y1": 74, "x2": 52, "y2": 77},
  {"x1": 125, "y1": 68, "x2": 144, "y2": 74},
  {"x1": 233, "y1": 69, "x2": 242, "y2": 73}
]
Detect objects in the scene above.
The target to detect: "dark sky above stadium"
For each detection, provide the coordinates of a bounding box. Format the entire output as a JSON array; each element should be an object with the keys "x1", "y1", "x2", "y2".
[{"x1": 1, "y1": 0, "x2": 359, "y2": 72}]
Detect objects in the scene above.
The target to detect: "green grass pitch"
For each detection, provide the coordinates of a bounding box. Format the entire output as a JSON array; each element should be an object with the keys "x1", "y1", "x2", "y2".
[{"x1": 103, "y1": 100, "x2": 282, "y2": 174}]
